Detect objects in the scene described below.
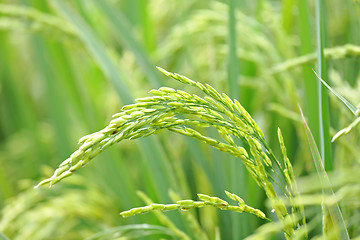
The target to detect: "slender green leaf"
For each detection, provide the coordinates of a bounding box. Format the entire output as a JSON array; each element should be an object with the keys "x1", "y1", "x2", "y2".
[
  {"x1": 227, "y1": 0, "x2": 247, "y2": 238},
  {"x1": 0, "y1": 233, "x2": 10, "y2": 240},
  {"x1": 93, "y1": 1, "x2": 162, "y2": 88},
  {"x1": 50, "y1": 0, "x2": 133, "y2": 104},
  {"x1": 313, "y1": 70, "x2": 357, "y2": 116},
  {"x1": 299, "y1": 105, "x2": 350, "y2": 240},
  {"x1": 296, "y1": 0, "x2": 320, "y2": 149},
  {"x1": 50, "y1": 0, "x2": 178, "y2": 203},
  {"x1": 315, "y1": 0, "x2": 331, "y2": 171}
]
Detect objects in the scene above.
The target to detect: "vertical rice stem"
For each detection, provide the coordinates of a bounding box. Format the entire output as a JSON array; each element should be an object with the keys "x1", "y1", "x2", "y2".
[{"x1": 227, "y1": 1, "x2": 247, "y2": 238}]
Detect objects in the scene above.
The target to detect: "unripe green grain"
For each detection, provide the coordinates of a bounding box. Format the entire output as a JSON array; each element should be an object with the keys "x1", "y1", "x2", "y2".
[
  {"x1": 193, "y1": 201, "x2": 206, "y2": 208},
  {"x1": 209, "y1": 197, "x2": 228, "y2": 206},
  {"x1": 142, "y1": 108, "x2": 157, "y2": 113},
  {"x1": 225, "y1": 191, "x2": 245, "y2": 205},
  {"x1": 159, "y1": 87, "x2": 176, "y2": 93},
  {"x1": 135, "y1": 96, "x2": 157, "y2": 102},
  {"x1": 221, "y1": 93, "x2": 234, "y2": 111},
  {"x1": 177, "y1": 200, "x2": 194, "y2": 208},
  {"x1": 193, "y1": 94, "x2": 207, "y2": 104},
  {"x1": 163, "y1": 204, "x2": 180, "y2": 211},
  {"x1": 168, "y1": 102, "x2": 184, "y2": 107},
  {"x1": 148, "y1": 89, "x2": 167, "y2": 96},
  {"x1": 130, "y1": 111, "x2": 145, "y2": 117},
  {"x1": 106, "y1": 121, "x2": 122, "y2": 129},
  {"x1": 77, "y1": 134, "x2": 92, "y2": 144},
  {"x1": 150, "y1": 203, "x2": 165, "y2": 210},
  {"x1": 111, "y1": 112, "x2": 126, "y2": 118},
  {"x1": 177, "y1": 90, "x2": 192, "y2": 98},
  {"x1": 120, "y1": 210, "x2": 133, "y2": 218},
  {"x1": 204, "y1": 96, "x2": 217, "y2": 106},
  {"x1": 140, "y1": 205, "x2": 153, "y2": 214},
  {"x1": 88, "y1": 148, "x2": 102, "y2": 160},
  {"x1": 205, "y1": 84, "x2": 222, "y2": 100},
  {"x1": 197, "y1": 194, "x2": 211, "y2": 202}
]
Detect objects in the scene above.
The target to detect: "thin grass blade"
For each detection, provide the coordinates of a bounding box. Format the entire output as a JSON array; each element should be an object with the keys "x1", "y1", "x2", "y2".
[
  {"x1": 313, "y1": 70, "x2": 357, "y2": 116},
  {"x1": 296, "y1": 0, "x2": 320, "y2": 147},
  {"x1": 0, "y1": 233, "x2": 10, "y2": 240},
  {"x1": 315, "y1": 0, "x2": 331, "y2": 171},
  {"x1": 299, "y1": 105, "x2": 350, "y2": 239},
  {"x1": 93, "y1": 1, "x2": 162, "y2": 88},
  {"x1": 227, "y1": 0, "x2": 248, "y2": 238},
  {"x1": 49, "y1": 0, "x2": 178, "y2": 204}
]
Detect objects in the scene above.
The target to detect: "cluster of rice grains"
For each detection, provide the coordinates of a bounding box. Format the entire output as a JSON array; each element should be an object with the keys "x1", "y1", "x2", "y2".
[
  {"x1": 36, "y1": 67, "x2": 305, "y2": 239},
  {"x1": 120, "y1": 191, "x2": 267, "y2": 220}
]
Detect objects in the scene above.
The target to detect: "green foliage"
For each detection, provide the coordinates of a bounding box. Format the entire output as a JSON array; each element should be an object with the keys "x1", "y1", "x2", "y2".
[{"x1": 1, "y1": 0, "x2": 360, "y2": 239}]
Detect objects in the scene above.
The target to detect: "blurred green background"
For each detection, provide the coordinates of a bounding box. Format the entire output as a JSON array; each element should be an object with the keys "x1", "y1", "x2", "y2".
[{"x1": 0, "y1": 0, "x2": 359, "y2": 239}]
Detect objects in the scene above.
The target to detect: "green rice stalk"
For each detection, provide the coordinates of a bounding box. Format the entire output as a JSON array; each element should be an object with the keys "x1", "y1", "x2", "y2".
[
  {"x1": 121, "y1": 191, "x2": 268, "y2": 221},
  {"x1": 316, "y1": 0, "x2": 333, "y2": 234},
  {"x1": 135, "y1": 191, "x2": 191, "y2": 240},
  {"x1": 296, "y1": 0, "x2": 319, "y2": 157},
  {"x1": 271, "y1": 44, "x2": 360, "y2": 74},
  {"x1": 169, "y1": 190, "x2": 209, "y2": 240}
]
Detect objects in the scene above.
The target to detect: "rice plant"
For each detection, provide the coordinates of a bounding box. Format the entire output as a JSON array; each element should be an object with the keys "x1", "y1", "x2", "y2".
[
  {"x1": 33, "y1": 67, "x2": 299, "y2": 238},
  {"x1": 32, "y1": 66, "x2": 360, "y2": 239},
  {"x1": 1, "y1": 0, "x2": 360, "y2": 239}
]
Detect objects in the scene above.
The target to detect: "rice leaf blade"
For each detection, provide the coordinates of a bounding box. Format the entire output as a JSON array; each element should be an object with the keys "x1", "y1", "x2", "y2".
[
  {"x1": 299, "y1": 105, "x2": 350, "y2": 240},
  {"x1": 313, "y1": 70, "x2": 357, "y2": 116}
]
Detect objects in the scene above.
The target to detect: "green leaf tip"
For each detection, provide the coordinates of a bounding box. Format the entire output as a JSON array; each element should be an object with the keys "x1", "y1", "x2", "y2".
[{"x1": 313, "y1": 69, "x2": 357, "y2": 115}]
